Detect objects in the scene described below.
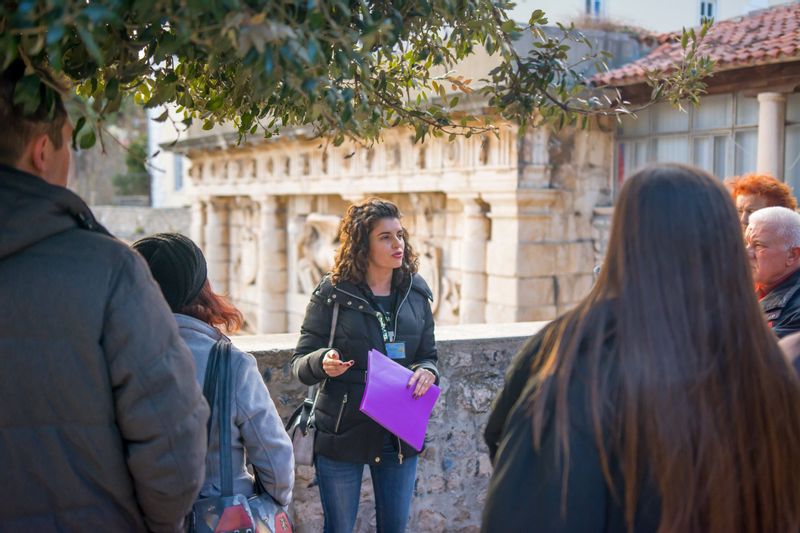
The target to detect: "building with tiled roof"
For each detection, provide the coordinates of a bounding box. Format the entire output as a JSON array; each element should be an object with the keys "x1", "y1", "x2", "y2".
[
  {"x1": 599, "y1": 1, "x2": 800, "y2": 88},
  {"x1": 605, "y1": 2, "x2": 800, "y2": 192}
]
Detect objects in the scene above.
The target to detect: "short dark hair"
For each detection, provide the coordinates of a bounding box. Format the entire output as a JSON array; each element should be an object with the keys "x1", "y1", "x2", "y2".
[{"x1": 0, "y1": 60, "x2": 68, "y2": 166}]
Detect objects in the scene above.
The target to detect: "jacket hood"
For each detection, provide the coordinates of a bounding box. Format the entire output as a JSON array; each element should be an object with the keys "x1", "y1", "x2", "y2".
[
  {"x1": 315, "y1": 272, "x2": 433, "y2": 302},
  {"x1": 0, "y1": 164, "x2": 109, "y2": 260}
]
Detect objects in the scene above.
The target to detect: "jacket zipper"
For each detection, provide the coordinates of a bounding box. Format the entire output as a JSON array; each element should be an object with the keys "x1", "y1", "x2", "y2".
[
  {"x1": 396, "y1": 436, "x2": 404, "y2": 464},
  {"x1": 391, "y1": 282, "x2": 413, "y2": 343},
  {"x1": 334, "y1": 393, "x2": 348, "y2": 433}
]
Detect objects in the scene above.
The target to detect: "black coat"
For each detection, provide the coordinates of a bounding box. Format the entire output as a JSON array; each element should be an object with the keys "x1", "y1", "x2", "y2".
[
  {"x1": 761, "y1": 268, "x2": 800, "y2": 338},
  {"x1": 292, "y1": 273, "x2": 438, "y2": 464},
  {"x1": 482, "y1": 319, "x2": 661, "y2": 532}
]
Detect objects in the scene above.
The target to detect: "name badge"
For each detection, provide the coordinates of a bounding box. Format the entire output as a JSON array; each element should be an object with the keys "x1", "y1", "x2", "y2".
[{"x1": 385, "y1": 342, "x2": 406, "y2": 360}]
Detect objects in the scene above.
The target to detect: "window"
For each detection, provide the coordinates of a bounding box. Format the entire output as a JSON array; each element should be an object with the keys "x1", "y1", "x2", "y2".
[
  {"x1": 173, "y1": 155, "x2": 184, "y2": 191},
  {"x1": 586, "y1": 0, "x2": 603, "y2": 17},
  {"x1": 700, "y1": 0, "x2": 716, "y2": 22},
  {"x1": 615, "y1": 93, "x2": 759, "y2": 192}
]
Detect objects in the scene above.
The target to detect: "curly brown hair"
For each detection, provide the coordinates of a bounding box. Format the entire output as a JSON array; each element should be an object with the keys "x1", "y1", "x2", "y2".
[
  {"x1": 330, "y1": 198, "x2": 419, "y2": 285},
  {"x1": 725, "y1": 173, "x2": 798, "y2": 210}
]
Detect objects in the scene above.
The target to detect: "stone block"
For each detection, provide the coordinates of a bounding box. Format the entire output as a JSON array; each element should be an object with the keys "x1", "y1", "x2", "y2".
[
  {"x1": 484, "y1": 302, "x2": 518, "y2": 323},
  {"x1": 556, "y1": 273, "x2": 594, "y2": 307},
  {"x1": 555, "y1": 241, "x2": 596, "y2": 275},
  {"x1": 516, "y1": 243, "x2": 560, "y2": 277},
  {"x1": 516, "y1": 305, "x2": 559, "y2": 321},
  {"x1": 485, "y1": 275, "x2": 555, "y2": 308}
]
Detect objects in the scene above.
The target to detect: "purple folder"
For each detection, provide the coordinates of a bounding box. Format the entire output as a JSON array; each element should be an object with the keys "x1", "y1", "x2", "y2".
[{"x1": 359, "y1": 349, "x2": 441, "y2": 451}]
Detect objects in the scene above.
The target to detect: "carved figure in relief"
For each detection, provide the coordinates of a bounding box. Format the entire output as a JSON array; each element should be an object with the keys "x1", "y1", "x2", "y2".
[{"x1": 296, "y1": 213, "x2": 341, "y2": 294}]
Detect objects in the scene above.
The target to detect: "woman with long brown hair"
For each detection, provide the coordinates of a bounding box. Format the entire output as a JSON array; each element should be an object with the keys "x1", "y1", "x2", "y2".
[
  {"x1": 483, "y1": 164, "x2": 800, "y2": 532},
  {"x1": 292, "y1": 198, "x2": 438, "y2": 533}
]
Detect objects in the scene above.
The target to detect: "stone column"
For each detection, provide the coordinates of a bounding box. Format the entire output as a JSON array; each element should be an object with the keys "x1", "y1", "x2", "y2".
[
  {"x1": 256, "y1": 196, "x2": 288, "y2": 333},
  {"x1": 204, "y1": 197, "x2": 230, "y2": 295},
  {"x1": 484, "y1": 191, "x2": 583, "y2": 322},
  {"x1": 456, "y1": 196, "x2": 489, "y2": 324},
  {"x1": 190, "y1": 197, "x2": 206, "y2": 250},
  {"x1": 757, "y1": 92, "x2": 787, "y2": 178}
]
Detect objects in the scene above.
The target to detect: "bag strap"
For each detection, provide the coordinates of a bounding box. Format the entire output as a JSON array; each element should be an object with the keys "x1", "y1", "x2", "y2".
[
  {"x1": 202, "y1": 343, "x2": 222, "y2": 442},
  {"x1": 202, "y1": 338, "x2": 235, "y2": 497},
  {"x1": 305, "y1": 302, "x2": 340, "y2": 400}
]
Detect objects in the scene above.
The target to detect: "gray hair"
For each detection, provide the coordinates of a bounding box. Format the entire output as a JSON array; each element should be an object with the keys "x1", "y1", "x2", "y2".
[{"x1": 749, "y1": 206, "x2": 800, "y2": 248}]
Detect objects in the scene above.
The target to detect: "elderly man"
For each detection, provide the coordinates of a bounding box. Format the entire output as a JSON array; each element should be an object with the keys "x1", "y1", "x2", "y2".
[
  {"x1": 0, "y1": 61, "x2": 208, "y2": 531},
  {"x1": 746, "y1": 206, "x2": 800, "y2": 337}
]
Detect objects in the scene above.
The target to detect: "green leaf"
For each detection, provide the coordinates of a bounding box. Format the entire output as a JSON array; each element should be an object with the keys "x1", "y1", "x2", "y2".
[
  {"x1": 77, "y1": 26, "x2": 104, "y2": 65},
  {"x1": 105, "y1": 78, "x2": 119, "y2": 101},
  {"x1": 71, "y1": 117, "x2": 87, "y2": 150},
  {"x1": 79, "y1": 129, "x2": 96, "y2": 150}
]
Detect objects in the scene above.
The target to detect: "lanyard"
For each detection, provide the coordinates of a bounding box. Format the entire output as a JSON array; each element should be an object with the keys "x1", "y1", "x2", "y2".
[
  {"x1": 360, "y1": 284, "x2": 396, "y2": 343},
  {"x1": 375, "y1": 310, "x2": 393, "y2": 343}
]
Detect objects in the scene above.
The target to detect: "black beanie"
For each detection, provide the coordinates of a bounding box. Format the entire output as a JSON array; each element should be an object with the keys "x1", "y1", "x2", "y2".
[{"x1": 132, "y1": 233, "x2": 208, "y2": 313}]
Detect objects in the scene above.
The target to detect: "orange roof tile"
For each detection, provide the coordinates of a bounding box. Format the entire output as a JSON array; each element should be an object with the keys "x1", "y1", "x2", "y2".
[{"x1": 597, "y1": 2, "x2": 800, "y2": 86}]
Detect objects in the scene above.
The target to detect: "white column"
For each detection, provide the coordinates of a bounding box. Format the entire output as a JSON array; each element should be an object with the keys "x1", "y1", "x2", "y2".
[
  {"x1": 757, "y1": 92, "x2": 787, "y2": 178},
  {"x1": 256, "y1": 196, "x2": 288, "y2": 333},
  {"x1": 204, "y1": 197, "x2": 230, "y2": 295},
  {"x1": 457, "y1": 196, "x2": 489, "y2": 324},
  {"x1": 190, "y1": 197, "x2": 206, "y2": 249}
]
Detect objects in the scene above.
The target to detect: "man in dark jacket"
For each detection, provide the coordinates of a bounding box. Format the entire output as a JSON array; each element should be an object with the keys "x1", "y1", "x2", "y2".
[
  {"x1": 0, "y1": 62, "x2": 209, "y2": 531},
  {"x1": 746, "y1": 206, "x2": 800, "y2": 338}
]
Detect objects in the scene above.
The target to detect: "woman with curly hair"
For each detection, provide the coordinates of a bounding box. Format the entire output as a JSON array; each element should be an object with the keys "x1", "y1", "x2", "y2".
[
  {"x1": 292, "y1": 198, "x2": 438, "y2": 533},
  {"x1": 725, "y1": 173, "x2": 798, "y2": 229}
]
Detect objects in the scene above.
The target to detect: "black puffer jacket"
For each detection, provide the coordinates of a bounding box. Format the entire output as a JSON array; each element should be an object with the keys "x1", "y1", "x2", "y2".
[
  {"x1": 760, "y1": 268, "x2": 800, "y2": 338},
  {"x1": 292, "y1": 273, "x2": 438, "y2": 464}
]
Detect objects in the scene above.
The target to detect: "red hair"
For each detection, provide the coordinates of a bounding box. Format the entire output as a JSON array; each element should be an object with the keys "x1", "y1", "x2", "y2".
[
  {"x1": 179, "y1": 280, "x2": 244, "y2": 333},
  {"x1": 725, "y1": 173, "x2": 798, "y2": 209}
]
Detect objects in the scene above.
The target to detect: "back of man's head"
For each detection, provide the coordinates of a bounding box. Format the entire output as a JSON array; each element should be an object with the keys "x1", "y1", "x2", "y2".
[
  {"x1": 0, "y1": 60, "x2": 67, "y2": 168},
  {"x1": 749, "y1": 206, "x2": 800, "y2": 249}
]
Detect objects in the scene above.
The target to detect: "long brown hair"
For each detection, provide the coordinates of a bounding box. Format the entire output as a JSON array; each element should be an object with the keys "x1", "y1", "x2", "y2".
[
  {"x1": 180, "y1": 279, "x2": 244, "y2": 333},
  {"x1": 530, "y1": 164, "x2": 800, "y2": 532},
  {"x1": 330, "y1": 198, "x2": 419, "y2": 285}
]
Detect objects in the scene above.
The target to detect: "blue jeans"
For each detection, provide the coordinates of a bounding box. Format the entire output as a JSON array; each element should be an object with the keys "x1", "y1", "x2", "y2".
[{"x1": 316, "y1": 436, "x2": 418, "y2": 533}]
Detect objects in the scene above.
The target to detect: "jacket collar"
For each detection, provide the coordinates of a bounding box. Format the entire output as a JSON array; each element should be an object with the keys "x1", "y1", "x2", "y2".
[
  {"x1": 313, "y1": 272, "x2": 432, "y2": 315},
  {"x1": 760, "y1": 268, "x2": 800, "y2": 313},
  {"x1": 174, "y1": 313, "x2": 224, "y2": 340}
]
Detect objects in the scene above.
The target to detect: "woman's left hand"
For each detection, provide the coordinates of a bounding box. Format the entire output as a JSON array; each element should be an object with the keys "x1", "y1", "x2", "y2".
[{"x1": 407, "y1": 368, "x2": 436, "y2": 399}]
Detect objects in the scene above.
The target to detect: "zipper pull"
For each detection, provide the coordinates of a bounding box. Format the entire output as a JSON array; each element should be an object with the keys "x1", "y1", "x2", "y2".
[
  {"x1": 397, "y1": 436, "x2": 404, "y2": 464},
  {"x1": 343, "y1": 393, "x2": 348, "y2": 404}
]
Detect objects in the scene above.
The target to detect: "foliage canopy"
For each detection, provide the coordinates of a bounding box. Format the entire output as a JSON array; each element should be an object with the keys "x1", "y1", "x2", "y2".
[{"x1": 1, "y1": 1, "x2": 713, "y2": 148}]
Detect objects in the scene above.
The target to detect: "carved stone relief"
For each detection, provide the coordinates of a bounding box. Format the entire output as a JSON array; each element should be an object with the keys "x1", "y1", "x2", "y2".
[{"x1": 296, "y1": 213, "x2": 341, "y2": 295}]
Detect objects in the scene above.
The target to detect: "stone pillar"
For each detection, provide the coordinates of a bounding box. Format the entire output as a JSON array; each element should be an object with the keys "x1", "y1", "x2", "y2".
[
  {"x1": 256, "y1": 196, "x2": 288, "y2": 333},
  {"x1": 205, "y1": 197, "x2": 230, "y2": 295},
  {"x1": 757, "y1": 92, "x2": 787, "y2": 178},
  {"x1": 456, "y1": 196, "x2": 489, "y2": 324},
  {"x1": 484, "y1": 190, "x2": 593, "y2": 322},
  {"x1": 190, "y1": 197, "x2": 206, "y2": 249}
]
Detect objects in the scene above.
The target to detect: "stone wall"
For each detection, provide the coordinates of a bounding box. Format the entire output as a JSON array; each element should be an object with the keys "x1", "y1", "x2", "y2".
[
  {"x1": 92, "y1": 206, "x2": 190, "y2": 243},
  {"x1": 234, "y1": 321, "x2": 547, "y2": 532}
]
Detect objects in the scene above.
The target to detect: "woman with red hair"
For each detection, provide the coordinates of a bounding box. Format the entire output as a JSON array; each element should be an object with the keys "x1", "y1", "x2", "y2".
[
  {"x1": 725, "y1": 173, "x2": 798, "y2": 229},
  {"x1": 132, "y1": 233, "x2": 295, "y2": 509}
]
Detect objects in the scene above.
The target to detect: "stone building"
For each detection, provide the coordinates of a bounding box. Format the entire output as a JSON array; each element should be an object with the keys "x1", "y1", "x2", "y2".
[
  {"x1": 173, "y1": 117, "x2": 613, "y2": 333},
  {"x1": 169, "y1": 27, "x2": 648, "y2": 334},
  {"x1": 173, "y1": 3, "x2": 800, "y2": 334}
]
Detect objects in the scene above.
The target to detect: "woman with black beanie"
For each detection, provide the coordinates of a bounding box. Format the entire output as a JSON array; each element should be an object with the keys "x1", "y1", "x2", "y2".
[{"x1": 132, "y1": 233, "x2": 295, "y2": 507}]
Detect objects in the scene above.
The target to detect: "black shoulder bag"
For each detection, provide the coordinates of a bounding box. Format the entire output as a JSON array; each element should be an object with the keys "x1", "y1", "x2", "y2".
[
  {"x1": 285, "y1": 302, "x2": 340, "y2": 466},
  {"x1": 188, "y1": 339, "x2": 293, "y2": 533}
]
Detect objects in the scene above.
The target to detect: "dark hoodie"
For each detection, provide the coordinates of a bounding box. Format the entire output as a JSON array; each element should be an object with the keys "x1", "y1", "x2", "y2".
[{"x1": 0, "y1": 165, "x2": 209, "y2": 532}]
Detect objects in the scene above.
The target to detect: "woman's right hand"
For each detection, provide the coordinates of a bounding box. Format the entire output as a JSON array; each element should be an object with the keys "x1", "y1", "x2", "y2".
[{"x1": 322, "y1": 349, "x2": 353, "y2": 377}]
